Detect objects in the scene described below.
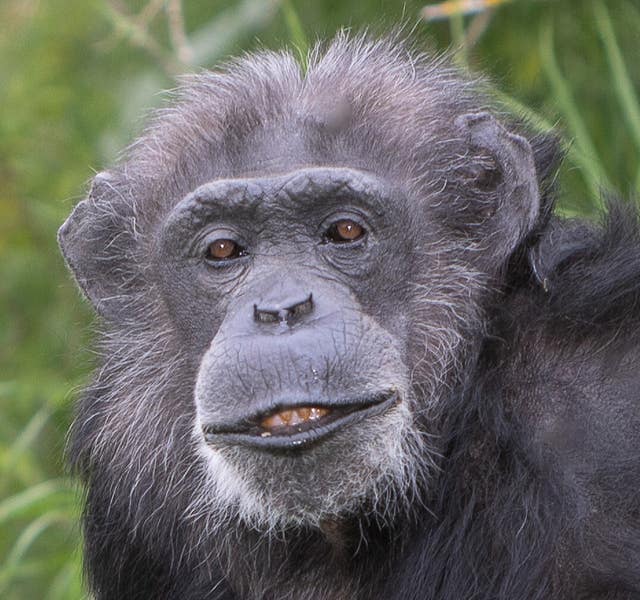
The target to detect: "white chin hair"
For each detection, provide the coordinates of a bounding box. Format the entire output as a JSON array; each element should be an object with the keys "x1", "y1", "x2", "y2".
[{"x1": 191, "y1": 403, "x2": 430, "y2": 532}]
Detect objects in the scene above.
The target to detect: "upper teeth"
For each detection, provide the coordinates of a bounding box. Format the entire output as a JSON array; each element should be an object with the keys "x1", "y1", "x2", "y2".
[{"x1": 261, "y1": 407, "x2": 330, "y2": 430}]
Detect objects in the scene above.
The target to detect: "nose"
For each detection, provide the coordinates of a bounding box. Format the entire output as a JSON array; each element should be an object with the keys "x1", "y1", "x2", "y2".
[{"x1": 254, "y1": 293, "x2": 314, "y2": 326}]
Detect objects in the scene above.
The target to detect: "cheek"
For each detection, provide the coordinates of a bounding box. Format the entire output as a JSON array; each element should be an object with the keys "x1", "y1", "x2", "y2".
[
  {"x1": 155, "y1": 262, "x2": 238, "y2": 351},
  {"x1": 352, "y1": 250, "x2": 415, "y2": 333}
]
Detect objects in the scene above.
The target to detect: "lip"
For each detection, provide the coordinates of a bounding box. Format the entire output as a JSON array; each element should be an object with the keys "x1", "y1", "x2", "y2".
[{"x1": 202, "y1": 391, "x2": 400, "y2": 451}]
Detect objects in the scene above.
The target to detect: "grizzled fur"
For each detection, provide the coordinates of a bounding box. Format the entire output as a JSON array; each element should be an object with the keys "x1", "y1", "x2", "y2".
[{"x1": 59, "y1": 33, "x2": 640, "y2": 599}]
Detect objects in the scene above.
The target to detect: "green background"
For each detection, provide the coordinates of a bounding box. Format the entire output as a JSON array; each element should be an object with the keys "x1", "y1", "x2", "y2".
[{"x1": 1, "y1": 0, "x2": 638, "y2": 597}]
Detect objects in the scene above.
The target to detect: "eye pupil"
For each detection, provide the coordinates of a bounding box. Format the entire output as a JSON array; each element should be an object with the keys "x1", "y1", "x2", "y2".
[
  {"x1": 207, "y1": 239, "x2": 239, "y2": 260},
  {"x1": 328, "y1": 219, "x2": 365, "y2": 243}
]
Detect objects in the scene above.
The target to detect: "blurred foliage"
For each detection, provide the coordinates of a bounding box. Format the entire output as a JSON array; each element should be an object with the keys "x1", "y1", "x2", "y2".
[{"x1": 0, "y1": 0, "x2": 638, "y2": 597}]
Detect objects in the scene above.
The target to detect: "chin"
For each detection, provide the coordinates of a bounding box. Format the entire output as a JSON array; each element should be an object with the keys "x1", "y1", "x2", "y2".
[{"x1": 196, "y1": 399, "x2": 425, "y2": 531}]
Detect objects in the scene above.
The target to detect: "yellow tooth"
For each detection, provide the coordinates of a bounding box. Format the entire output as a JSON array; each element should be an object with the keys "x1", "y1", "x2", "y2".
[
  {"x1": 310, "y1": 407, "x2": 330, "y2": 420},
  {"x1": 298, "y1": 407, "x2": 311, "y2": 421},
  {"x1": 289, "y1": 410, "x2": 303, "y2": 426},
  {"x1": 279, "y1": 410, "x2": 293, "y2": 424},
  {"x1": 261, "y1": 413, "x2": 285, "y2": 429},
  {"x1": 261, "y1": 406, "x2": 331, "y2": 430}
]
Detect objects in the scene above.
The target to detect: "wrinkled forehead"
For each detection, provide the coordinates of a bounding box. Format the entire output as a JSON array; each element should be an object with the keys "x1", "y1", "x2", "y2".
[{"x1": 163, "y1": 166, "x2": 396, "y2": 229}]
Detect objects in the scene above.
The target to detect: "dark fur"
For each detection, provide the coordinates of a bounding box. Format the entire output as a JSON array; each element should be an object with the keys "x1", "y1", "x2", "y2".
[{"x1": 59, "y1": 34, "x2": 640, "y2": 599}]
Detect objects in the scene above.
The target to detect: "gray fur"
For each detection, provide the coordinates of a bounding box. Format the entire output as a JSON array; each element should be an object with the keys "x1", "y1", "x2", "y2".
[{"x1": 58, "y1": 33, "x2": 640, "y2": 600}]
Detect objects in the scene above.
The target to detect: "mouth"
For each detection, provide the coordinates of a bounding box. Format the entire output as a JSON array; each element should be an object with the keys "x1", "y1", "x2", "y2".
[{"x1": 202, "y1": 391, "x2": 400, "y2": 450}]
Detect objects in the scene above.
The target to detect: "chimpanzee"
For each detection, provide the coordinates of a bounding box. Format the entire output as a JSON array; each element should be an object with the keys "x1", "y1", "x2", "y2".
[{"x1": 58, "y1": 34, "x2": 640, "y2": 599}]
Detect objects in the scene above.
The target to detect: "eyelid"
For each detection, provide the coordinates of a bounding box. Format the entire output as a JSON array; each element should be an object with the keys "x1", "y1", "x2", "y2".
[
  {"x1": 319, "y1": 209, "x2": 369, "y2": 230},
  {"x1": 198, "y1": 227, "x2": 242, "y2": 248}
]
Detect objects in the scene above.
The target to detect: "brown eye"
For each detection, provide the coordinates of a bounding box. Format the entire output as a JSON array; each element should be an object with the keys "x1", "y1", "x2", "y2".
[
  {"x1": 206, "y1": 239, "x2": 243, "y2": 261},
  {"x1": 325, "y1": 219, "x2": 365, "y2": 243}
]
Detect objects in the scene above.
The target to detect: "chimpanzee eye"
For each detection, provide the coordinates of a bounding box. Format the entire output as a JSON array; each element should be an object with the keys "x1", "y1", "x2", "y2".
[
  {"x1": 324, "y1": 219, "x2": 366, "y2": 243},
  {"x1": 206, "y1": 239, "x2": 245, "y2": 261}
]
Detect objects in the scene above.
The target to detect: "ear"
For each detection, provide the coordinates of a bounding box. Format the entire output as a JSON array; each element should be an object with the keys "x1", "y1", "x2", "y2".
[
  {"x1": 58, "y1": 172, "x2": 138, "y2": 320},
  {"x1": 454, "y1": 112, "x2": 541, "y2": 262}
]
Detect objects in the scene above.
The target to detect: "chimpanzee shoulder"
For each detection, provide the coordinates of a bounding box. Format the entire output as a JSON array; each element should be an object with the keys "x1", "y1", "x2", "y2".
[{"x1": 475, "y1": 198, "x2": 640, "y2": 597}]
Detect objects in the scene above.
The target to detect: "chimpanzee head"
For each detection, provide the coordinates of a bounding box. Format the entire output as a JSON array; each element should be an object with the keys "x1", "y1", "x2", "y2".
[{"x1": 59, "y1": 35, "x2": 542, "y2": 531}]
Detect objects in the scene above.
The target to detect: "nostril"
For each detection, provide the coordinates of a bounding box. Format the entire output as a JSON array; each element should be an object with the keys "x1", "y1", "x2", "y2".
[
  {"x1": 254, "y1": 293, "x2": 314, "y2": 325},
  {"x1": 288, "y1": 294, "x2": 313, "y2": 320},
  {"x1": 253, "y1": 306, "x2": 280, "y2": 324}
]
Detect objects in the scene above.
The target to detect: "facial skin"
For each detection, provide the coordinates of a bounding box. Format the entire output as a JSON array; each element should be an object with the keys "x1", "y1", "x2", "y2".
[
  {"x1": 144, "y1": 99, "x2": 539, "y2": 530},
  {"x1": 154, "y1": 167, "x2": 425, "y2": 527}
]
